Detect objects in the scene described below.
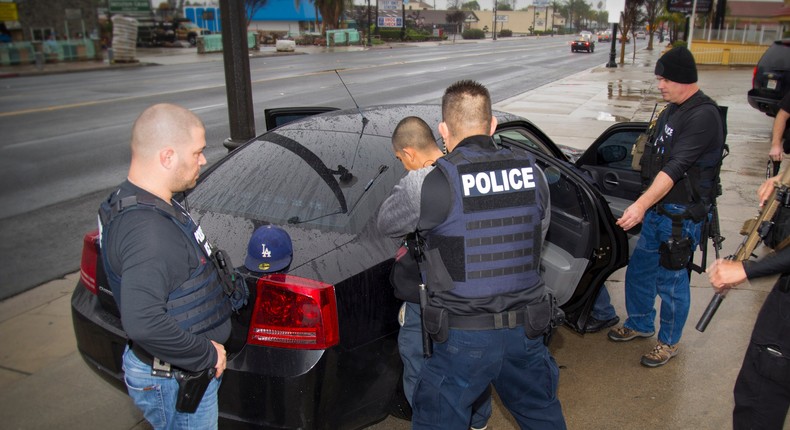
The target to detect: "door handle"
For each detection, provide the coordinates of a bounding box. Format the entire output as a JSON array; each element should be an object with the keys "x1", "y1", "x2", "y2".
[{"x1": 604, "y1": 178, "x2": 619, "y2": 187}]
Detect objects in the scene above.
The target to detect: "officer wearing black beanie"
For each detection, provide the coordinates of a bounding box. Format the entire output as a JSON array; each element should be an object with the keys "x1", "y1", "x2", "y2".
[
  {"x1": 606, "y1": 45, "x2": 726, "y2": 369},
  {"x1": 655, "y1": 46, "x2": 698, "y2": 84}
]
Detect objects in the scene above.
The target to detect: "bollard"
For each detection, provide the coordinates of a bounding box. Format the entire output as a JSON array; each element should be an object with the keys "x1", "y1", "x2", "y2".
[
  {"x1": 106, "y1": 47, "x2": 114, "y2": 64},
  {"x1": 34, "y1": 52, "x2": 44, "y2": 70}
]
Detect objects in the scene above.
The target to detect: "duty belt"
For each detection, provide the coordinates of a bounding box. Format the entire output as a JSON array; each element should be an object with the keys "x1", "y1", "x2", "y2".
[
  {"x1": 130, "y1": 341, "x2": 175, "y2": 378},
  {"x1": 448, "y1": 309, "x2": 526, "y2": 330}
]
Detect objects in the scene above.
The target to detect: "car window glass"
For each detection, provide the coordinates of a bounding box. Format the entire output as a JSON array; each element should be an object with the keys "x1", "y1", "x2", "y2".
[
  {"x1": 594, "y1": 130, "x2": 641, "y2": 170},
  {"x1": 494, "y1": 129, "x2": 553, "y2": 156},
  {"x1": 535, "y1": 158, "x2": 585, "y2": 220},
  {"x1": 187, "y1": 131, "x2": 399, "y2": 232}
]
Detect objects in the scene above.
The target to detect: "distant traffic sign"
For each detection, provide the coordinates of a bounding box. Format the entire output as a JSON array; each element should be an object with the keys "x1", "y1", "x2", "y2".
[
  {"x1": 108, "y1": 0, "x2": 151, "y2": 13},
  {"x1": 667, "y1": 0, "x2": 712, "y2": 13},
  {"x1": 379, "y1": 0, "x2": 401, "y2": 10},
  {"x1": 378, "y1": 16, "x2": 403, "y2": 28}
]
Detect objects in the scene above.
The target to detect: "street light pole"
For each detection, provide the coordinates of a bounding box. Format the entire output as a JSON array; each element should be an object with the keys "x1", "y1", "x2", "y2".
[{"x1": 606, "y1": 22, "x2": 618, "y2": 67}]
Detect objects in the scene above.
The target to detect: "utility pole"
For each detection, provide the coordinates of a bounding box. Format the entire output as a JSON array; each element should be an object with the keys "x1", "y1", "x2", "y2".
[
  {"x1": 367, "y1": 0, "x2": 372, "y2": 46},
  {"x1": 493, "y1": 1, "x2": 497, "y2": 40},
  {"x1": 220, "y1": 0, "x2": 254, "y2": 151}
]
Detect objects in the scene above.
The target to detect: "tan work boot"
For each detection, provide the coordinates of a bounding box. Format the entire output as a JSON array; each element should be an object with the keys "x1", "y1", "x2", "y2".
[
  {"x1": 640, "y1": 342, "x2": 679, "y2": 367},
  {"x1": 607, "y1": 326, "x2": 654, "y2": 342}
]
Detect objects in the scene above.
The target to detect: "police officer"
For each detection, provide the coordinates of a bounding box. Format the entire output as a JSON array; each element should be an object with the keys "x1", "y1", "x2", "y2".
[
  {"x1": 378, "y1": 116, "x2": 492, "y2": 430},
  {"x1": 708, "y1": 174, "x2": 790, "y2": 429},
  {"x1": 99, "y1": 104, "x2": 232, "y2": 429},
  {"x1": 380, "y1": 80, "x2": 564, "y2": 429},
  {"x1": 607, "y1": 46, "x2": 725, "y2": 367}
]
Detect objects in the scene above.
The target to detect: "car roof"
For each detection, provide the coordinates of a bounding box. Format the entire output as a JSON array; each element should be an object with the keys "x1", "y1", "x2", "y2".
[{"x1": 268, "y1": 104, "x2": 524, "y2": 138}]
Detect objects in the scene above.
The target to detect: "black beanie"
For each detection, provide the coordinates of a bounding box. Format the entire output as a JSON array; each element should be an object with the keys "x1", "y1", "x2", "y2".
[{"x1": 655, "y1": 46, "x2": 698, "y2": 84}]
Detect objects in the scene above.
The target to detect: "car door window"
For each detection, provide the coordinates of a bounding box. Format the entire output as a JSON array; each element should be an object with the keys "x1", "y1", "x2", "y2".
[
  {"x1": 577, "y1": 125, "x2": 645, "y2": 205},
  {"x1": 594, "y1": 130, "x2": 642, "y2": 170},
  {"x1": 494, "y1": 129, "x2": 555, "y2": 157}
]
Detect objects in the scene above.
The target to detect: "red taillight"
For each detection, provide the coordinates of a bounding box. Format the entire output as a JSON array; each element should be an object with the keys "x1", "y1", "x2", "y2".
[
  {"x1": 752, "y1": 66, "x2": 758, "y2": 88},
  {"x1": 80, "y1": 229, "x2": 100, "y2": 295},
  {"x1": 247, "y1": 274, "x2": 339, "y2": 350}
]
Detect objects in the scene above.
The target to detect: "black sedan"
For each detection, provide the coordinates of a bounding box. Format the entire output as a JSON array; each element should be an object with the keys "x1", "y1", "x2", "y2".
[
  {"x1": 571, "y1": 36, "x2": 595, "y2": 53},
  {"x1": 71, "y1": 104, "x2": 648, "y2": 429}
]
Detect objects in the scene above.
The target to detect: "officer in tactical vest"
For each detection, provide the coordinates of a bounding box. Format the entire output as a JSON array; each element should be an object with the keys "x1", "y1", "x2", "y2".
[
  {"x1": 99, "y1": 104, "x2": 233, "y2": 429},
  {"x1": 378, "y1": 116, "x2": 493, "y2": 430},
  {"x1": 380, "y1": 80, "x2": 565, "y2": 428},
  {"x1": 708, "y1": 173, "x2": 790, "y2": 429},
  {"x1": 607, "y1": 47, "x2": 725, "y2": 367}
]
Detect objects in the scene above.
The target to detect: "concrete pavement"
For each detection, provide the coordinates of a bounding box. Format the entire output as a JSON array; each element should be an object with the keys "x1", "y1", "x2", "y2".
[{"x1": 0, "y1": 44, "x2": 784, "y2": 429}]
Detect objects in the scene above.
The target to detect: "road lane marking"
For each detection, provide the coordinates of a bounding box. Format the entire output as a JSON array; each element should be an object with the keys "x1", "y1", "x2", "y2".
[{"x1": 0, "y1": 41, "x2": 578, "y2": 118}]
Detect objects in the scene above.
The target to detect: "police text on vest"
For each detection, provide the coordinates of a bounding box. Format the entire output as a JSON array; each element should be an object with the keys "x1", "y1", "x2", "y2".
[{"x1": 461, "y1": 168, "x2": 535, "y2": 197}]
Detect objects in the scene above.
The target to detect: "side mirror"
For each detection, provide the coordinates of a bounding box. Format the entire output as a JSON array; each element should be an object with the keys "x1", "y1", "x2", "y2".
[{"x1": 599, "y1": 145, "x2": 628, "y2": 163}]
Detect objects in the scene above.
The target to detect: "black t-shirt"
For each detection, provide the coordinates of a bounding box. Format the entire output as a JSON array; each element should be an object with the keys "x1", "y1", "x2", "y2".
[
  {"x1": 104, "y1": 180, "x2": 229, "y2": 371},
  {"x1": 653, "y1": 91, "x2": 724, "y2": 205}
]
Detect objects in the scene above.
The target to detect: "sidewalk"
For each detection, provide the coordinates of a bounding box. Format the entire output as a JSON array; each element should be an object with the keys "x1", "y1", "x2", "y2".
[{"x1": 0, "y1": 46, "x2": 782, "y2": 430}]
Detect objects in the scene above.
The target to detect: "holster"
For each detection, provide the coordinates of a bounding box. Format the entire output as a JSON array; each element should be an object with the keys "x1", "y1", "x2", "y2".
[
  {"x1": 422, "y1": 305, "x2": 449, "y2": 343},
  {"x1": 526, "y1": 294, "x2": 565, "y2": 345},
  {"x1": 659, "y1": 237, "x2": 693, "y2": 270},
  {"x1": 174, "y1": 367, "x2": 216, "y2": 413}
]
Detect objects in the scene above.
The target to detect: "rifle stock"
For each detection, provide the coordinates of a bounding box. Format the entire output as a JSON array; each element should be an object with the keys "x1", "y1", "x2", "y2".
[{"x1": 696, "y1": 168, "x2": 790, "y2": 332}]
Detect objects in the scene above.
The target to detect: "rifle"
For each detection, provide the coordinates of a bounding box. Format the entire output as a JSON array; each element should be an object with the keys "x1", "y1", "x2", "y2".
[{"x1": 696, "y1": 167, "x2": 790, "y2": 332}]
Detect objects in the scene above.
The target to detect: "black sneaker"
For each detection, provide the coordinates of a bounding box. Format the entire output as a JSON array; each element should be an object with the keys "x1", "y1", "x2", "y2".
[{"x1": 584, "y1": 316, "x2": 620, "y2": 333}]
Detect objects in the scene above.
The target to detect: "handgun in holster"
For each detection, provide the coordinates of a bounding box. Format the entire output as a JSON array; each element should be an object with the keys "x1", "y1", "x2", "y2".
[
  {"x1": 174, "y1": 367, "x2": 216, "y2": 413},
  {"x1": 151, "y1": 356, "x2": 216, "y2": 413}
]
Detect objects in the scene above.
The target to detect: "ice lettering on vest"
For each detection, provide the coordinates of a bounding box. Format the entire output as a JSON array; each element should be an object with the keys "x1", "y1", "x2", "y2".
[
  {"x1": 461, "y1": 168, "x2": 535, "y2": 197},
  {"x1": 194, "y1": 225, "x2": 212, "y2": 256}
]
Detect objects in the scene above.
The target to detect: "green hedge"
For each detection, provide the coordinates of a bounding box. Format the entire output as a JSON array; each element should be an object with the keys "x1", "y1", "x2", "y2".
[
  {"x1": 498, "y1": 29, "x2": 513, "y2": 37},
  {"x1": 378, "y1": 28, "x2": 403, "y2": 41},
  {"x1": 462, "y1": 29, "x2": 486, "y2": 39}
]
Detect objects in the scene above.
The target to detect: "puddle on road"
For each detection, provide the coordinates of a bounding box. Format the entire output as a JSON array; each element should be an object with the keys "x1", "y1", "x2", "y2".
[
  {"x1": 607, "y1": 80, "x2": 652, "y2": 100},
  {"x1": 594, "y1": 112, "x2": 630, "y2": 122}
]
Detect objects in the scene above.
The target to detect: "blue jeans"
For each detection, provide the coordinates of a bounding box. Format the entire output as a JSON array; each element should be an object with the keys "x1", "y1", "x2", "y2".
[
  {"x1": 591, "y1": 284, "x2": 617, "y2": 320},
  {"x1": 399, "y1": 302, "x2": 492, "y2": 428},
  {"x1": 411, "y1": 325, "x2": 566, "y2": 430},
  {"x1": 623, "y1": 205, "x2": 702, "y2": 346},
  {"x1": 122, "y1": 346, "x2": 221, "y2": 430}
]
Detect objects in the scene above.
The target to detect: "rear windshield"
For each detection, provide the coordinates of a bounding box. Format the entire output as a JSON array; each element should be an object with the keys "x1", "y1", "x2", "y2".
[{"x1": 188, "y1": 129, "x2": 401, "y2": 232}]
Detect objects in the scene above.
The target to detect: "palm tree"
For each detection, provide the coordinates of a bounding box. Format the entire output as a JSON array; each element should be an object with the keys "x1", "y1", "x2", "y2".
[
  {"x1": 550, "y1": 0, "x2": 561, "y2": 34},
  {"x1": 644, "y1": 0, "x2": 662, "y2": 50}
]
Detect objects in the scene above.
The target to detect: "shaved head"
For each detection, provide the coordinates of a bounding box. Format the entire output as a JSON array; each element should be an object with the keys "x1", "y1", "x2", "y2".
[
  {"x1": 127, "y1": 103, "x2": 208, "y2": 201},
  {"x1": 441, "y1": 80, "x2": 492, "y2": 137},
  {"x1": 131, "y1": 103, "x2": 204, "y2": 159},
  {"x1": 392, "y1": 116, "x2": 437, "y2": 153}
]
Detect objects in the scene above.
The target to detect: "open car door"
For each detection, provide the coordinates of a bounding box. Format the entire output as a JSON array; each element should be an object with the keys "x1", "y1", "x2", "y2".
[
  {"x1": 264, "y1": 107, "x2": 340, "y2": 131},
  {"x1": 493, "y1": 121, "x2": 633, "y2": 333},
  {"x1": 575, "y1": 122, "x2": 648, "y2": 259}
]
